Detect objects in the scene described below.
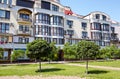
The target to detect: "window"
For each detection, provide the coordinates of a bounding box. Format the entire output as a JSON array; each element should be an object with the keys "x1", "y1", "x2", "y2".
[
  {"x1": 36, "y1": 13, "x2": 50, "y2": 24},
  {"x1": 53, "y1": 15, "x2": 63, "y2": 26},
  {"x1": 111, "y1": 27, "x2": 115, "y2": 33},
  {"x1": 0, "y1": 23, "x2": 9, "y2": 33},
  {"x1": 16, "y1": 0, "x2": 34, "y2": 8},
  {"x1": 41, "y1": 1, "x2": 50, "y2": 10},
  {"x1": 52, "y1": 27, "x2": 64, "y2": 36},
  {"x1": 95, "y1": 14, "x2": 100, "y2": 19},
  {"x1": 6, "y1": 11, "x2": 10, "y2": 19},
  {"x1": 91, "y1": 22, "x2": 101, "y2": 30},
  {"x1": 53, "y1": 38, "x2": 57, "y2": 44},
  {"x1": 67, "y1": 20, "x2": 73, "y2": 28},
  {"x1": 19, "y1": 37, "x2": 29, "y2": 44},
  {"x1": 0, "y1": 10, "x2": 5, "y2": 18},
  {"x1": 59, "y1": 39, "x2": 64, "y2": 44},
  {"x1": 102, "y1": 15, "x2": 107, "y2": 21},
  {"x1": 82, "y1": 32, "x2": 88, "y2": 38},
  {"x1": 0, "y1": 9, "x2": 10, "y2": 19},
  {"x1": 0, "y1": 0, "x2": 2, "y2": 3},
  {"x1": 81, "y1": 22, "x2": 87, "y2": 30},
  {"x1": 20, "y1": 13, "x2": 29, "y2": 20},
  {"x1": 91, "y1": 32, "x2": 102, "y2": 40},
  {"x1": 8, "y1": 0, "x2": 12, "y2": 5},
  {"x1": 67, "y1": 30, "x2": 74, "y2": 35},
  {"x1": 19, "y1": 25, "x2": 29, "y2": 32},
  {"x1": 52, "y1": 4, "x2": 59, "y2": 11},
  {"x1": 0, "y1": 36, "x2": 8, "y2": 44},
  {"x1": 35, "y1": 25, "x2": 51, "y2": 36},
  {"x1": 3, "y1": 0, "x2": 7, "y2": 4},
  {"x1": 102, "y1": 23, "x2": 109, "y2": 31}
]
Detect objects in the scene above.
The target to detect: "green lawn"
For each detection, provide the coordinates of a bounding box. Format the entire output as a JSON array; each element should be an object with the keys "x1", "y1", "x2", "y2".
[
  {"x1": 71, "y1": 60, "x2": 120, "y2": 68},
  {"x1": 0, "y1": 63, "x2": 120, "y2": 79}
]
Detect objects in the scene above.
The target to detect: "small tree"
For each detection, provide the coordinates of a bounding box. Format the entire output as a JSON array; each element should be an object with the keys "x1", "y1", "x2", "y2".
[
  {"x1": 0, "y1": 48, "x2": 3, "y2": 59},
  {"x1": 77, "y1": 40, "x2": 100, "y2": 74},
  {"x1": 11, "y1": 50, "x2": 25, "y2": 61},
  {"x1": 27, "y1": 40, "x2": 51, "y2": 72},
  {"x1": 48, "y1": 42, "x2": 58, "y2": 62},
  {"x1": 100, "y1": 45, "x2": 120, "y2": 60},
  {"x1": 63, "y1": 43, "x2": 77, "y2": 60}
]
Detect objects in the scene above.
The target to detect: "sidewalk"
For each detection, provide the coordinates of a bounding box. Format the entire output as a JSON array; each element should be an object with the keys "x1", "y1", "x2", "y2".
[{"x1": 67, "y1": 63, "x2": 120, "y2": 71}]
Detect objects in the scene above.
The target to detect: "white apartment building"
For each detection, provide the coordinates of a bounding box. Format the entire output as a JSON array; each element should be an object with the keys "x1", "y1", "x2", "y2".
[{"x1": 0, "y1": 0, "x2": 119, "y2": 61}]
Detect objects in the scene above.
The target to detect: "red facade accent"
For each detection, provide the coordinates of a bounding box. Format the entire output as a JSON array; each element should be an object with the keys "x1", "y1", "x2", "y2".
[{"x1": 64, "y1": 10, "x2": 73, "y2": 15}]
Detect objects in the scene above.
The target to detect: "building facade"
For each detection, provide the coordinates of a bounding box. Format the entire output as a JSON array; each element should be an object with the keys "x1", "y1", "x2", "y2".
[{"x1": 0, "y1": 0, "x2": 119, "y2": 61}]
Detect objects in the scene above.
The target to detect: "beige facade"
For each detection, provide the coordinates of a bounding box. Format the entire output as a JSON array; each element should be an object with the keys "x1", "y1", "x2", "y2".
[{"x1": 0, "y1": 0, "x2": 120, "y2": 61}]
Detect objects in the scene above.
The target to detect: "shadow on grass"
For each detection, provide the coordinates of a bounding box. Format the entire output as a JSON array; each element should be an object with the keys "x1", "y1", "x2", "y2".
[
  {"x1": 36, "y1": 68, "x2": 64, "y2": 73},
  {"x1": 88, "y1": 70, "x2": 109, "y2": 74}
]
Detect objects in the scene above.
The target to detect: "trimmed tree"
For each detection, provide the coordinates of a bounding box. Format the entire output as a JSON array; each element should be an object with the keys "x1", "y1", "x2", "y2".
[
  {"x1": 49, "y1": 42, "x2": 59, "y2": 62},
  {"x1": 63, "y1": 42, "x2": 77, "y2": 60},
  {"x1": 0, "y1": 48, "x2": 4, "y2": 59},
  {"x1": 77, "y1": 40, "x2": 100, "y2": 74},
  {"x1": 27, "y1": 40, "x2": 51, "y2": 72},
  {"x1": 11, "y1": 50, "x2": 25, "y2": 61}
]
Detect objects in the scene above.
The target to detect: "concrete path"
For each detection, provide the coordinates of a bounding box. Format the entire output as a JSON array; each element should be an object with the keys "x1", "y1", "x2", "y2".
[{"x1": 67, "y1": 63, "x2": 120, "y2": 71}]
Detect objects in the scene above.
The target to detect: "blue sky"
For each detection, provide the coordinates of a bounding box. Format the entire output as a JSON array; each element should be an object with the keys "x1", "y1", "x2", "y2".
[{"x1": 61, "y1": 0, "x2": 120, "y2": 21}]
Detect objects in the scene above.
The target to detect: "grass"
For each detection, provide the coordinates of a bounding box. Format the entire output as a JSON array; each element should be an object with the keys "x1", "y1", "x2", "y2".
[
  {"x1": 0, "y1": 63, "x2": 120, "y2": 79},
  {"x1": 71, "y1": 60, "x2": 120, "y2": 68}
]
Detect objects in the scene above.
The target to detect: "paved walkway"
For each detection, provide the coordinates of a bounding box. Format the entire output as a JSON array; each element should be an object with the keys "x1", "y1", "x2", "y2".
[{"x1": 67, "y1": 63, "x2": 120, "y2": 71}]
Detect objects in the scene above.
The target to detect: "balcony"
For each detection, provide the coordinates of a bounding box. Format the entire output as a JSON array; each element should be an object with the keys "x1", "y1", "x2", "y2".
[
  {"x1": 17, "y1": 18, "x2": 32, "y2": 24},
  {"x1": 17, "y1": 30, "x2": 31, "y2": 36}
]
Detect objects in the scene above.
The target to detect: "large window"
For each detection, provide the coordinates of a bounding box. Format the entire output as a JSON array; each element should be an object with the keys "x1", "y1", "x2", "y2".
[
  {"x1": 52, "y1": 4, "x2": 59, "y2": 11},
  {"x1": 19, "y1": 37, "x2": 29, "y2": 44},
  {"x1": 53, "y1": 15, "x2": 63, "y2": 26},
  {"x1": 41, "y1": 1, "x2": 50, "y2": 10},
  {"x1": 53, "y1": 38, "x2": 64, "y2": 44},
  {"x1": 19, "y1": 13, "x2": 29, "y2": 20},
  {"x1": 35, "y1": 25, "x2": 51, "y2": 36},
  {"x1": 0, "y1": 23, "x2": 9, "y2": 33},
  {"x1": 36, "y1": 13, "x2": 50, "y2": 24},
  {"x1": 103, "y1": 33, "x2": 110, "y2": 40},
  {"x1": 0, "y1": 9, "x2": 10, "y2": 19},
  {"x1": 91, "y1": 32, "x2": 102, "y2": 40},
  {"x1": 52, "y1": 27, "x2": 64, "y2": 36},
  {"x1": 19, "y1": 25, "x2": 29, "y2": 32},
  {"x1": 102, "y1": 23, "x2": 109, "y2": 31},
  {"x1": 91, "y1": 22, "x2": 101, "y2": 30},
  {"x1": 67, "y1": 20, "x2": 73, "y2": 28}
]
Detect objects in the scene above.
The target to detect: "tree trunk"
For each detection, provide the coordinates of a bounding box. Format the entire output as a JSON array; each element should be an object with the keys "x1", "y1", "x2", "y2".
[
  {"x1": 86, "y1": 59, "x2": 88, "y2": 74},
  {"x1": 39, "y1": 58, "x2": 41, "y2": 72}
]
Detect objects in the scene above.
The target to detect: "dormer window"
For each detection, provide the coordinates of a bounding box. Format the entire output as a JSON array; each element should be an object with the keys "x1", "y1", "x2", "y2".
[
  {"x1": 52, "y1": 4, "x2": 59, "y2": 11},
  {"x1": 95, "y1": 14, "x2": 100, "y2": 19},
  {"x1": 102, "y1": 15, "x2": 107, "y2": 21}
]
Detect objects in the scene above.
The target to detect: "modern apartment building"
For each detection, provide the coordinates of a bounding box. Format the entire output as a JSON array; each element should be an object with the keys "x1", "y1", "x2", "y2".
[{"x1": 0, "y1": 0, "x2": 119, "y2": 61}]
